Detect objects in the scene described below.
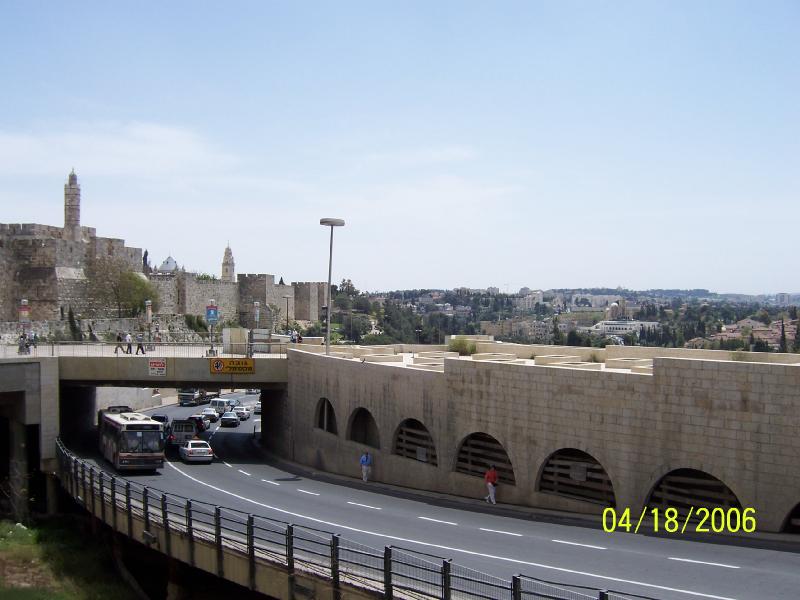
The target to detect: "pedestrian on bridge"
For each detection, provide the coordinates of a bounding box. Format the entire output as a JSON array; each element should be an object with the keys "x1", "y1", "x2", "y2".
[
  {"x1": 360, "y1": 451, "x2": 372, "y2": 482},
  {"x1": 135, "y1": 331, "x2": 146, "y2": 355},
  {"x1": 125, "y1": 332, "x2": 133, "y2": 354},
  {"x1": 484, "y1": 465, "x2": 498, "y2": 504},
  {"x1": 114, "y1": 332, "x2": 124, "y2": 355}
]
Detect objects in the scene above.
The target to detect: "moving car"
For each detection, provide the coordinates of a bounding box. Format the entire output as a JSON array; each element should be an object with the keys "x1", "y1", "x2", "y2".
[
  {"x1": 150, "y1": 414, "x2": 170, "y2": 426},
  {"x1": 178, "y1": 440, "x2": 213, "y2": 464},
  {"x1": 246, "y1": 388, "x2": 260, "y2": 395},
  {"x1": 234, "y1": 406, "x2": 250, "y2": 420},
  {"x1": 178, "y1": 388, "x2": 220, "y2": 407},
  {"x1": 210, "y1": 398, "x2": 229, "y2": 416},
  {"x1": 253, "y1": 401, "x2": 261, "y2": 414},
  {"x1": 220, "y1": 412, "x2": 240, "y2": 427},
  {"x1": 166, "y1": 419, "x2": 197, "y2": 447},
  {"x1": 188, "y1": 414, "x2": 210, "y2": 432},
  {"x1": 201, "y1": 407, "x2": 219, "y2": 423}
]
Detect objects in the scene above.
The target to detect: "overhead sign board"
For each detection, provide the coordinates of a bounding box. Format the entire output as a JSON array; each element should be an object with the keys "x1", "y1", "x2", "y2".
[
  {"x1": 206, "y1": 305, "x2": 219, "y2": 325},
  {"x1": 209, "y1": 358, "x2": 254, "y2": 375},
  {"x1": 148, "y1": 358, "x2": 167, "y2": 377}
]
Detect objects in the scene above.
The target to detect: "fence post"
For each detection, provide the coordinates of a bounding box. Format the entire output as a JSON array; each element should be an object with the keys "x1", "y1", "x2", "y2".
[
  {"x1": 384, "y1": 546, "x2": 393, "y2": 600},
  {"x1": 72, "y1": 459, "x2": 79, "y2": 499},
  {"x1": 598, "y1": 592, "x2": 609, "y2": 600},
  {"x1": 81, "y1": 463, "x2": 87, "y2": 505},
  {"x1": 286, "y1": 524, "x2": 294, "y2": 573},
  {"x1": 110, "y1": 477, "x2": 117, "y2": 531},
  {"x1": 186, "y1": 500, "x2": 194, "y2": 567},
  {"x1": 125, "y1": 482, "x2": 132, "y2": 538},
  {"x1": 161, "y1": 494, "x2": 171, "y2": 557},
  {"x1": 89, "y1": 469, "x2": 95, "y2": 516},
  {"x1": 512, "y1": 575, "x2": 522, "y2": 600},
  {"x1": 215, "y1": 506, "x2": 223, "y2": 578},
  {"x1": 442, "y1": 559, "x2": 452, "y2": 600},
  {"x1": 247, "y1": 514, "x2": 256, "y2": 590},
  {"x1": 99, "y1": 472, "x2": 105, "y2": 524},
  {"x1": 143, "y1": 487, "x2": 150, "y2": 533},
  {"x1": 330, "y1": 534, "x2": 340, "y2": 592}
]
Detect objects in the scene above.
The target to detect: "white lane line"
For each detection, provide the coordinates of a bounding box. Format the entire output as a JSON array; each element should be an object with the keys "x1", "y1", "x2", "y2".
[
  {"x1": 165, "y1": 462, "x2": 737, "y2": 600},
  {"x1": 297, "y1": 489, "x2": 320, "y2": 496},
  {"x1": 668, "y1": 557, "x2": 740, "y2": 569},
  {"x1": 347, "y1": 501, "x2": 382, "y2": 510},
  {"x1": 480, "y1": 528, "x2": 522, "y2": 537},
  {"x1": 261, "y1": 479, "x2": 280, "y2": 486},
  {"x1": 418, "y1": 516, "x2": 458, "y2": 526},
  {"x1": 222, "y1": 461, "x2": 233, "y2": 468},
  {"x1": 238, "y1": 469, "x2": 251, "y2": 476},
  {"x1": 552, "y1": 539, "x2": 606, "y2": 550}
]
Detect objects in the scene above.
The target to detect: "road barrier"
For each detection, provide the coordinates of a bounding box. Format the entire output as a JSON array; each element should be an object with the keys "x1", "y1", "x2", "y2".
[{"x1": 55, "y1": 440, "x2": 660, "y2": 600}]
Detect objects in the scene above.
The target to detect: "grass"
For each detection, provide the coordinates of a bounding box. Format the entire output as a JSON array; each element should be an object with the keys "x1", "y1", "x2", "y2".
[{"x1": 0, "y1": 517, "x2": 138, "y2": 600}]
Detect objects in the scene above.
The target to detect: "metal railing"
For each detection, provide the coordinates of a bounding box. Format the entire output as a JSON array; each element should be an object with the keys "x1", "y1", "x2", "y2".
[
  {"x1": 55, "y1": 440, "x2": 661, "y2": 600},
  {"x1": 1, "y1": 341, "x2": 288, "y2": 359}
]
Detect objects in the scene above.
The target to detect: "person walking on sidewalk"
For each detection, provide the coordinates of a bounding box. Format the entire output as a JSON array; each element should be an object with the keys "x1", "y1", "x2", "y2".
[
  {"x1": 135, "y1": 331, "x2": 146, "y2": 355},
  {"x1": 125, "y1": 332, "x2": 133, "y2": 354},
  {"x1": 114, "y1": 331, "x2": 124, "y2": 355},
  {"x1": 484, "y1": 464, "x2": 498, "y2": 504},
  {"x1": 360, "y1": 451, "x2": 372, "y2": 482}
]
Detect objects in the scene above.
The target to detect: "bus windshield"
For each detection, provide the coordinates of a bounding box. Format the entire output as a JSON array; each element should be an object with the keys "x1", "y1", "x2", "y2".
[{"x1": 120, "y1": 430, "x2": 163, "y2": 453}]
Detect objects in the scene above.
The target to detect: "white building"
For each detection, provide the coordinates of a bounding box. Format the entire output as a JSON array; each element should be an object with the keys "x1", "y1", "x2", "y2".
[{"x1": 582, "y1": 320, "x2": 661, "y2": 337}]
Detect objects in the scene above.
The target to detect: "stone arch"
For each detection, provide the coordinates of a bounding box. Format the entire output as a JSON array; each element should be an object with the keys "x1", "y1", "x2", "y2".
[
  {"x1": 314, "y1": 398, "x2": 337, "y2": 435},
  {"x1": 537, "y1": 448, "x2": 616, "y2": 507},
  {"x1": 346, "y1": 407, "x2": 380, "y2": 449},
  {"x1": 782, "y1": 503, "x2": 800, "y2": 533},
  {"x1": 646, "y1": 468, "x2": 741, "y2": 512},
  {"x1": 454, "y1": 432, "x2": 515, "y2": 485},
  {"x1": 392, "y1": 418, "x2": 437, "y2": 466}
]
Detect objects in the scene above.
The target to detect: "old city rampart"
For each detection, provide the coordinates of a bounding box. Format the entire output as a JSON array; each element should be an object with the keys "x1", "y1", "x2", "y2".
[{"x1": 283, "y1": 348, "x2": 800, "y2": 532}]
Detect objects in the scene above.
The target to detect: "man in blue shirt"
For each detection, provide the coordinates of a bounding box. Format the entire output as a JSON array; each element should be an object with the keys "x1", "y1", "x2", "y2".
[{"x1": 360, "y1": 451, "x2": 372, "y2": 482}]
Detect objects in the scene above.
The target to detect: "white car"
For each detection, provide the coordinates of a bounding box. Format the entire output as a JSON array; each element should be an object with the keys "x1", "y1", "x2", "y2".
[
  {"x1": 178, "y1": 440, "x2": 213, "y2": 464},
  {"x1": 234, "y1": 406, "x2": 250, "y2": 420},
  {"x1": 253, "y1": 401, "x2": 261, "y2": 414},
  {"x1": 246, "y1": 388, "x2": 260, "y2": 395},
  {"x1": 220, "y1": 412, "x2": 240, "y2": 427}
]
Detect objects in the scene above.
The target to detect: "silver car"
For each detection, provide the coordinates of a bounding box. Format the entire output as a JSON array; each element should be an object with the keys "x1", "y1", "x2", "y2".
[
  {"x1": 178, "y1": 440, "x2": 213, "y2": 463},
  {"x1": 220, "y1": 411, "x2": 240, "y2": 427}
]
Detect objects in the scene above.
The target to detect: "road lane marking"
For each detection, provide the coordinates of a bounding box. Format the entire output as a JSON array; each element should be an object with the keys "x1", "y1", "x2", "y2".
[
  {"x1": 262, "y1": 479, "x2": 280, "y2": 486},
  {"x1": 238, "y1": 469, "x2": 251, "y2": 476},
  {"x1": 552, "y1": 540, "x2": 606, "y2": 550},
  {"x1": 165, "y1": 462, "x2": 737, "y2": 600},
  {"x1": 418, "y1": 517, "x2": 458, "y2": 526},
  {"x1": 297, "y1": 489, "x2": 320, "y2": 496},
  {"x1": 480, "y1": 528, "x2": 522, "y2": 537},
  {"x1": 222, "y1": 461, "x2": 233, "y2": 468},
  {"x1": 348, "y1": 501, "x2": 382, "y2": 510},
  {"x1": 668, "y1": 557, "x2": 739, "y2": 569}
]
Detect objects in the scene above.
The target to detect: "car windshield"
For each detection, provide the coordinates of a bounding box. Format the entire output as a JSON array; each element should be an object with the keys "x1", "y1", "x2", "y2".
[
  {"x1": 121, "y1": 430, "x2": 163, "y2": 453},
  {"x1": 222, "y1": 412, "x2": 235, "y2": 417},
  {"x1": 189, "y1": 442, "x2": 209, "y2": 449}
]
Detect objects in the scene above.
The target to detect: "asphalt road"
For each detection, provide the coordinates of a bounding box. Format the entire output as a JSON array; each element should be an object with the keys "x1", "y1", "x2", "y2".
[{"x1": 79, "y1": 392, "x2": 800, "y2": 600}]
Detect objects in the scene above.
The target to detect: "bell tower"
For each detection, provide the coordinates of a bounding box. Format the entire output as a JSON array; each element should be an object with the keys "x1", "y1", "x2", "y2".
[
  {"x1": 222, "y1": 244, "x2": 235, "y2": 282},
  {"x1": 64, "y1": 169, "x2": 81, "y2": 241}
]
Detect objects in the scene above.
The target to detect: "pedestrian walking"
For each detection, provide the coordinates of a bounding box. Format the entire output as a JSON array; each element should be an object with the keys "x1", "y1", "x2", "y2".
[
  {"x1": 125, "y1": 332, "x2": 133, "y2": 354},
  {"x1": 31, "y1": 333, "x2": 38, "y2": 348},
  {"x1": 360, "y1": 451, "x2": 372, "y2": 482},
  {"x1": 135, "y1": 331, "x2": 146, "y2": 355},
  {"x1": 484, "y1": 464, "x2": 498, "y2": 504},
  {"x1": 114, "y1": 331, "x2": 124, "y2": 355}
]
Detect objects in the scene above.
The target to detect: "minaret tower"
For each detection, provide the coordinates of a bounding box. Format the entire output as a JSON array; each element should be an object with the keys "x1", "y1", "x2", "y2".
[
  {"x1": 64, "y1": 169, "x2": 81, "y2": 241},
  {"x1": 222, "y1": 244, "x2": 235, "y2": 282}
]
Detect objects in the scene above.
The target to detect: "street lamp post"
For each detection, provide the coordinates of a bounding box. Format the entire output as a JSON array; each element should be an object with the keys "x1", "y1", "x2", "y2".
[
  {"x1": 320, "y1": 218, "x2": 345, "y2": 356},
  {"x1": 283, "y1": 295, "x2": 291, "y2": 336},
  {"x1": 145, "y1": 300, "x2": 152, "y2": 345},
  {"x1": 414, "y1": 327, "x2": 422, "y2": 359}
]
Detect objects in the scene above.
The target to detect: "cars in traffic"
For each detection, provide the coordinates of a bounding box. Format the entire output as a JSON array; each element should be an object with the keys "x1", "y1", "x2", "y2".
[
  {"x1": 246, "y1": 388, "x2": 260, "y2": 395},
  {"x1": 210, "y1": 398, "x2": 229, "y2": 416},
  {"x1": 178, "y1": 440, "x2": 213, "y2": 464},
  {"x1": 188, "y1": 414, "x2": 210, "y2": 432},
  {"x1": 220, "y1": 412, "x2": 240, "y2": 427},
  {"x1": 150, "y1": 414, "x2": 170, "y2": 426},
  {"x1": 253, "y1": 401, "x2": 261, "y2": 414},
  {"x1": 234, "y1": 406, "x2": 250, "y2": 420},
  {"x1": 201, "y1": 407, "x2": 219, "y2": 423},
  {"x1": 178, "y1": 388, "x2": 220, "y2": 407},
  {"x1": 166, "y1": 419, "x2": 198, "y2": 447}
]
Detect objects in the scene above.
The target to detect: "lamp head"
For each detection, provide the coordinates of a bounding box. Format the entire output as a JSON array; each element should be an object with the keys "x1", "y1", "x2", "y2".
[{"x1": 320, "y1": 218, "x2": 345, "y2": 227}]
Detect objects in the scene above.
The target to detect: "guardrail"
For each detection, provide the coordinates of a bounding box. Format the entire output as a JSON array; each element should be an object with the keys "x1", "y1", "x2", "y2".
[
  {"x1": 2, "y1": 341, "x2": 288, "y2": 359},
  {"x1": 55, "y1": 440, "x2": 660, "y2": 600}
]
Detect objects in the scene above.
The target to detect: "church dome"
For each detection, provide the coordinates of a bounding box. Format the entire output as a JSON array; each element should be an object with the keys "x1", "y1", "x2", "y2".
[{"x1": 159, "y1": 256, "x2": 178, "y2": 272}]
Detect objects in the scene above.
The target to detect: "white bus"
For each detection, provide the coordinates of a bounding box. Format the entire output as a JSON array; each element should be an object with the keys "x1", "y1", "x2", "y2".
[{"x1": 98, "y1": 406, "x2": 165, "y2": 471}]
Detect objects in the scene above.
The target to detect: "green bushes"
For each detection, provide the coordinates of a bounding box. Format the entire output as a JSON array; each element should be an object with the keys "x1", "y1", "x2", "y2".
[{"x1": 448, "y1": 337, "x2": 477, "y2": 356}]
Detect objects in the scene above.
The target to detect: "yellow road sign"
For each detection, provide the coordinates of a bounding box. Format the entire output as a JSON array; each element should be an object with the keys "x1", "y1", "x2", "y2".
[{"x1": 209, "y1": 358, "x2": 255, "y2": 375}]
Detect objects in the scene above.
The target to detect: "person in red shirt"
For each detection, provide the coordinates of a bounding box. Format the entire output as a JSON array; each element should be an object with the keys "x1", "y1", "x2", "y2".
[{"x1": 484, "y1": 465, "x2": 498, "y2": 504}]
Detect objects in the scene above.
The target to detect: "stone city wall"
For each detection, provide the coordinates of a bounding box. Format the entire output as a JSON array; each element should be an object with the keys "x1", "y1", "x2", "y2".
[
  {"x1": 284, "y1": 349, "x2": 800, "y2": 531},
  {"x1": 182, "y1": 278, "x2": 239, "y2": 324}
]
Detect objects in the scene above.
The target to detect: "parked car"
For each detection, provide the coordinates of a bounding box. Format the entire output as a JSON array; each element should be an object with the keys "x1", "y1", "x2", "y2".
[
  {"x1": 253, "y1": 401, "x2": 261, "y2": 415},
  {"x1": 178, "y1": 440, "x2": 213, "y2": 464},
  {"x1": 188, "y1": 414, "x2": 210, "y2": 432},
  {"x1": 150, "y1": 414, "x2": 170, "y2": 426},
  {"x1": 220, "y1": 412, "x2": 240, "y2": 427},
  {"x1": 166, "y1": 419, "x2": 197, "y2": 447},
  {"x1": 246, "y1": 389, "x2": 260, "y2": 395},
  {"x1": 201, "y1": 407, "x2": 219, "y2": 423},
  {"x1": 234, "y1": 406, "x2": 250, "y2": 421}
]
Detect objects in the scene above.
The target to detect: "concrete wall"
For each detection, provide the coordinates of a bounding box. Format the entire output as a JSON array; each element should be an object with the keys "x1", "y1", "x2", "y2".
[{"x1": 285, "y1": 349, "x2": 800, "y2": 530}]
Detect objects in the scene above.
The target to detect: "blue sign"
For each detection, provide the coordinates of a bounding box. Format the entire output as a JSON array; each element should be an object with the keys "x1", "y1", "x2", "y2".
[{"x1": 206, "y1": 305, "x2": 219, "y2": 325}]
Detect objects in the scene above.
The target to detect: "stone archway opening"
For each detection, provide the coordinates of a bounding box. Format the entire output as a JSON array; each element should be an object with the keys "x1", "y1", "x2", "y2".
[
  {"x1": 347, "y1": 408, "x2": 380, "y2": 449},
  {"x1": 538, "y1": 448, "x2": 616, "y2": 507},
  {"x1": 393, "y1": 418, "x2": 437, "y2": 466},
  {"x1": 454, "y1": 432, "x2": 515, "y2": 485},
  {"x1": 782, "y1": 503, "x2": 800, "y2": 533},
  {"x1": 647, "y1": 468, "x2": 741, "y2": 512},
  {"x1": 315, "y1": 398, "x2": 338, "y2": 434}
]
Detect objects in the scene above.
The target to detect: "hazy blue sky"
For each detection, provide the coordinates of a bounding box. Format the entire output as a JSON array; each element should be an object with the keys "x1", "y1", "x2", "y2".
[{"x1": 1, "y1": 2, "x2": 797, "y2": 294}]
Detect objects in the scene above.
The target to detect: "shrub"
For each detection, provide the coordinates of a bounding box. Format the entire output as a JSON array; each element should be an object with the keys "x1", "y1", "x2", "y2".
[{"x1": 449, "y1": 337, "x2": 477, "y2": 356}]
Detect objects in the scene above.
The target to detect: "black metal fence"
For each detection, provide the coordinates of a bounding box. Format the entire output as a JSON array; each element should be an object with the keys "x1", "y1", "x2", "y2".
[{"x1": 55, "y1": 440, "x2": 660, "y2": 600}]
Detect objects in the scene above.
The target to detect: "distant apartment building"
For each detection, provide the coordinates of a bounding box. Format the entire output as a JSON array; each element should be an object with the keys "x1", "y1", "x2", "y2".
[
  {"x1": 512, "y1": 291, "x2": 544, "y2": 311},
  {"x1": 582, "y1": 320, "x2": 661, "y2": 337},
  {"x1": 775, "y1": 293, "x2": 791, "y2": 306}
]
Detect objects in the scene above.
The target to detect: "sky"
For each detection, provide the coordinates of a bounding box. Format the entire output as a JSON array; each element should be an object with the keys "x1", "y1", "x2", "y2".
[{"x1": 0, "y1": 1, "x2": 797, "y2": 295}]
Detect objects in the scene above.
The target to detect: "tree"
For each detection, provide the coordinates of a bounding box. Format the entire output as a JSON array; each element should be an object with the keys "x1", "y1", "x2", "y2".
[
  {"x1": 779, "y1": 320, "x2": 787, "y2": 353},
  {"x1": 87, "y1": 257, "x2": 160, "y2": 318},
  {"x1": 341, "y1": 312, "x2": 371, "y2": 343},
  {"x1": 551, "y1": 317, "x2": 563, "y2": 345}
]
